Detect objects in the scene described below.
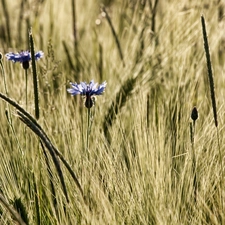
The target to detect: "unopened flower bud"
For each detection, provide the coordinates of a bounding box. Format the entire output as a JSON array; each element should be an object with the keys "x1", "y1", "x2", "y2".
[{"x1": 191, "y1": 107, "x2": 198, "y2": 121}]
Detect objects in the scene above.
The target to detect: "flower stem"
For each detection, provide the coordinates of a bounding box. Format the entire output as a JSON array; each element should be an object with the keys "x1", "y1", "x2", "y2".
[
  {"x1": 24, "y1": 69, "x2": 28, "y2": 150},
  {"x1": 86, "y1": 107, "x2": 91, "y2": 155},
  {"x1": 190, "y1": 121, "x2": 197, "y2": 202},
  {"x1": 25, "y1": 69, "x2": 28, "y2": 110}
]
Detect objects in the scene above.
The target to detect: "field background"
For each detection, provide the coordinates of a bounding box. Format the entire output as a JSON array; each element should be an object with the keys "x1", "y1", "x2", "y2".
[{"x1": 0, "y1": 0, "x2": 225, "y2": 224}]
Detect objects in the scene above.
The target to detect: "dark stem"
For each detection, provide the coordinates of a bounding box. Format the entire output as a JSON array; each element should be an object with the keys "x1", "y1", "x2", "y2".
[
  {"x1": 201, "y1": 15, "x2": 218, "y2": 127},
  {"x1": 29, "y1": 29, "x2": 40, "y2": 120}
]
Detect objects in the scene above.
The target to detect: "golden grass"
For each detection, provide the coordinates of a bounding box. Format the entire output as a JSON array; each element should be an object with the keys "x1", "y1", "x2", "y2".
[{"x1": 0, "y1": 0, "x2": 225, "y2": 224}]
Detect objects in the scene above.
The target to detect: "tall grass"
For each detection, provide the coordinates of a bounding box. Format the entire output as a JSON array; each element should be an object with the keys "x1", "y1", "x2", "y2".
[{"x1": 0, "y1": 0, "x2": 225, "y2": 224}]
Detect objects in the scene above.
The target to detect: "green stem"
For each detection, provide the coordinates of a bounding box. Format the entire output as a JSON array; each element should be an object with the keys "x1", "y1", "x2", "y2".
[
  {"x1": 24, "y1": 69, "x2": 28, "y2": 150},
  {"x1": 25, "y1": 69, "x2": 28, "y2": 110},
  {"x1": 86, "y1": 107, "x2": 91, "y2": 154},
  {"x1": 216, "y1": 127, "x2": 223, "y2": 212},
  {"x1": 190, "y1": 121, "x2": 197, "y2": 202}
]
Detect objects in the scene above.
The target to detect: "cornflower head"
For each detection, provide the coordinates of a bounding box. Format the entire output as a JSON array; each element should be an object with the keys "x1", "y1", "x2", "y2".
[
  {"x1": 5, "y1": 50, "x2": 44, "y2": 69},
  {"x1": 67, "y1": 80, "x2": 107, "y2": 108}
]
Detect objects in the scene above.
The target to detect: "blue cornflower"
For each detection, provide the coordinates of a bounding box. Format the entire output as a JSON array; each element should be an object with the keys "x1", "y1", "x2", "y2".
[
  {"x1": 67, "y1": 80, "x2": 107, "y2": 108},
  {"x1": 5, "y1": 50, "x2": 44, "y2": 69}
]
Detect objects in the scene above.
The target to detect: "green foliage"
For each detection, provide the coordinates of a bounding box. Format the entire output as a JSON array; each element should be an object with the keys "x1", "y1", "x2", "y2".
[{"x1": 0, "y1": 0, "x2": 225, "y2": 224}]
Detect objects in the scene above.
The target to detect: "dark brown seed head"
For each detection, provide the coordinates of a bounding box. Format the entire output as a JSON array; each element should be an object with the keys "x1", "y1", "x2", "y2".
[{"x1": 191, "y1": 107, "x2": 198, "y2": 121}]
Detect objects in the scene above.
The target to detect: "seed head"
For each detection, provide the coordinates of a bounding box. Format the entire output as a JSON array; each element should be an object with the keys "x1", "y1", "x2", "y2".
[{"x1": 191, "y1": 107, "x2": 198, "y2": 121}]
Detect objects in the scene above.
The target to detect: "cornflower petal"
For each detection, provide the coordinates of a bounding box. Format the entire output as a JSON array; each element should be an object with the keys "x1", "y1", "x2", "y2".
[
  {"x1": 67, "y1": 83, "x2": 83, "y2": 95},
  {"x1": 5, "y1": 52, "x2": 29, "y2": 62},
  {"x1": 94, "y1": 81, "x2": 107, "y2": 95},
  {"x1": 67, "y1": 88, "x2": 81, "y2": 95},
  {"x1": 89, "y1": 80, "x2": 97, "y2": 89},
  {"x1": 79, "y1": 82, "x2": 87, "y2": 94},
  {"x1": 35, "y1": 51, "x2": 44, "y2": 60},
  {"x1": 5, "y1": 50, "x2": 44, "y2": 64},
  {"x1": 89, "y1": 80, "x2": 98, "y2": 94}
]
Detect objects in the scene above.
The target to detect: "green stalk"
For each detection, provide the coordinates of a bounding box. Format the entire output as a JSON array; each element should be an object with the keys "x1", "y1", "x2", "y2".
[
  {"x1": 24, "y1": 68, "x2": 28, "y2": 150},
  {"x1": 190, "y1": 122, "x2": 197, "y2": 202},
  {"x1": 190, "y1": 106, "x2": 198, "y2": 202},
  {"x1": 86, "y1": 107, "x2": 91, "y2": 155},
  {"x1": 25, "y1": 69, "x2": 28, "y2": 110}
]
